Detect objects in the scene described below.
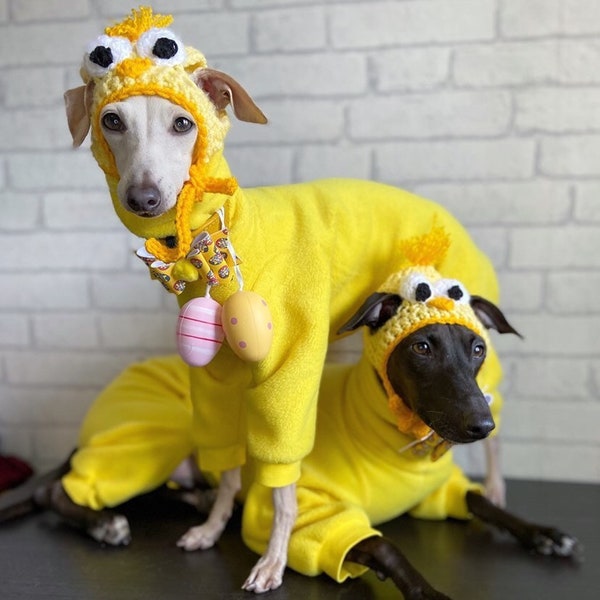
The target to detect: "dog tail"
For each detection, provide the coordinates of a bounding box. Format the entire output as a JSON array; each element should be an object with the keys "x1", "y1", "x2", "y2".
[{"x1": 0, "y1": 458, "x2": 71, "y2": 523}]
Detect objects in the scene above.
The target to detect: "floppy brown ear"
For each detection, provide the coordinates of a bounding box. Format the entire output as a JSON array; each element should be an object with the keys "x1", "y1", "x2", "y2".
[
  {"x1": 64, "y1": 80, "x2": 95, "y2": 147},
  {"x1": 193, "y1": 68, "x2": 267, "y2": 124},
  {"x1": 470, "y1": 296, "x2": 523, "y2": 338}
]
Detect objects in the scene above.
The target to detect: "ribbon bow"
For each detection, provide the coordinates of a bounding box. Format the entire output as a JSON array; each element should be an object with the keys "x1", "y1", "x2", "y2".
[{"x1": 136, "y1": 225, "x2": 237, "y2": 295}]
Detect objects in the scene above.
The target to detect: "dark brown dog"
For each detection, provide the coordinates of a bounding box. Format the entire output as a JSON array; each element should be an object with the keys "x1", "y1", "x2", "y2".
[{"x1": 339, "y1": 292, "x2": 580, "y2": 599}]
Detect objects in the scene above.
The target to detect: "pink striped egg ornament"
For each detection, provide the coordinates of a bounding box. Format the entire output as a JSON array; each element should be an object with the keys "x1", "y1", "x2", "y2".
[{"x1": 176, "y1": 297, "x2": 224, "y2": 366}]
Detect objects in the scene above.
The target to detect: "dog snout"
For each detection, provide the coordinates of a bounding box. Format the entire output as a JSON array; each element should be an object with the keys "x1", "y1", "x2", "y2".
[
  {"x1": 126, "y1": 184, "x2": 162, "y2": 216},
  {"x1": 464, "y1": 413, "x2": 495, "y2": 441}
]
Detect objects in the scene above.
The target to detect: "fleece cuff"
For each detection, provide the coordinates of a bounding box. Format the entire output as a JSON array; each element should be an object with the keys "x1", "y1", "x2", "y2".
[{"x1": 253, "y1": 460, "x2": 302, "y2": 488}]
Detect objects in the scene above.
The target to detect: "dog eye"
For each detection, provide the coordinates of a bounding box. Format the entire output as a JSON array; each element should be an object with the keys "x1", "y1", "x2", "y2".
[
  {"x1": 412, "y1": 342, "x2": 431, "y2": 356},
  {"x1": 173, "y1": 117, "x2": 194, "y2": 133},
  {"x1": 473, "y1": 343, "x2": 486, "y2": 358},
  {"x1": 84, "y1": 35, "x2": 132, "y2": 77},
  {"x1": 137, "y1": 28, "x2": 186, "y2": 65},
  {"x1": 102, "y1": 112, "x2": 126, "y2": 132}
]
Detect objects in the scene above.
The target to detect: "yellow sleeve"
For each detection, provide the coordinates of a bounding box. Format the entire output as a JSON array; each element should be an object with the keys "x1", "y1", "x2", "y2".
[{"x1": 244, "y1": 251, "x2": 332, "y2": 488}]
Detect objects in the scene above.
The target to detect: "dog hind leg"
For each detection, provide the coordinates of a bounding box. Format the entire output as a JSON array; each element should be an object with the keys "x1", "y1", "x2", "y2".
[
  {"x1": 34, "y1": 480, "x2": 131, "y2": 545},
  {"x1": 483, "y1": 437, "x2": 506, "y2": 507},
  {"x1": 466, "y1": 491, "x2": 582, "y2": 560},
  {"x1": 0, "y1": 459, "x2": 70, "y2": 523},
  {"x1": 346, "y1": 536, "x2": 452, "y2": 600}
]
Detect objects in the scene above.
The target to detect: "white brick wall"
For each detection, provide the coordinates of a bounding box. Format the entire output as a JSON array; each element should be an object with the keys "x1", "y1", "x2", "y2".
[{"x1": 1, "y1": 0, "x2": 599, "y2": 484}]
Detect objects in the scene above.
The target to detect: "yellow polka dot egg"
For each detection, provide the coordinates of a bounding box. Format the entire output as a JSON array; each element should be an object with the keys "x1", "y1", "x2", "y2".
[{"x1": 222, "y1": 291, "x2": 273, "y2": 362}]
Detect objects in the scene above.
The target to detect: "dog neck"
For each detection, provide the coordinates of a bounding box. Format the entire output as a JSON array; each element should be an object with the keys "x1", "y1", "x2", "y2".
[
  {"x1": 346, "y1": 357, "x2": 419, "y2": 449},
  {"x1": 347, "y1": 356, "x2": 452, "y2": 460}
]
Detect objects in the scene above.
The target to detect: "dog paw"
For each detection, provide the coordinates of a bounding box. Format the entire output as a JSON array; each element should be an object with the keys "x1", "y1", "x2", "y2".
[
  {"x1": 176, "y1": 524, "x2": 221, "y2": 551},
  {"x1": 528, "y1": 528, "x2": 583, "y2": 561},
  {"x1": 242, "y1": 555, "x2": 285, "y2": 594},
  {"x1": 88, "y1": 514, "x2": 131, "y2": 546}
]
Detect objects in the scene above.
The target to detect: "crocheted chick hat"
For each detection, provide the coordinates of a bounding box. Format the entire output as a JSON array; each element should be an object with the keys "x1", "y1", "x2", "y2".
[
  {"x1": 365, "y1": 225, "x2": 490, "y2": 441},
  {"x1": 81, "y1": 6, "x2": 237, "y2": 263}
]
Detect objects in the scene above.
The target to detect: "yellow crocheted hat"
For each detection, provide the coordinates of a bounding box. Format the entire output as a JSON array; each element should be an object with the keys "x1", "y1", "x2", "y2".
[
  {"x1": 81, "y1": 6, "x2": 237, "y2": 262},
  {"x1": 364, "y1": 226, "x2": 490, "y2": 440}
]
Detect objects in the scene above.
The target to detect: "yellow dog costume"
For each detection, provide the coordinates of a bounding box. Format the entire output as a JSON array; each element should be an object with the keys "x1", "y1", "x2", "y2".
[
  {"x1": 63, "y1": 7, "x2": 502, "y2": 507},
  {"x1": 67, "y1": 226, "x2": 504, "y2": 583}
]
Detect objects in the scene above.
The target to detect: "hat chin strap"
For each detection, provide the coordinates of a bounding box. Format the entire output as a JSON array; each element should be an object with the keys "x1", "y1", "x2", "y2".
[
  {"x1": 386, "y1": 387, "x2": 454, "y2": 462},
  {"x1": 388, "y1": 393, "x2": 432, "y2": 439},
  {"x1": 144, "y1": 162, "x2": 238, "y2": 265}
]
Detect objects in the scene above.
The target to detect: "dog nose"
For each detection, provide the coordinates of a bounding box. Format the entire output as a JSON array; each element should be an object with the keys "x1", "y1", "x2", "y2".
[
  {"x1": 464, "y1": 416, "x2": 495, "y2": 440},
  {"x1": 126, "y1": 185, "x2": 162, "y2": 214}
]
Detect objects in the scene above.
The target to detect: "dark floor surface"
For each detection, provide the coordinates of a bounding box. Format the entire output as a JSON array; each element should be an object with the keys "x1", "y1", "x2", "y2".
[{"x1": 0, "y1": 479, "x2": 597, "y2": 599}]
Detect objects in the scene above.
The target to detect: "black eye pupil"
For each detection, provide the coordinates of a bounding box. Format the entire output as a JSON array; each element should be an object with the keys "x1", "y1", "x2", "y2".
[
  {"x1": 413, "y1": 342, "x2": 430, "y2": 355},
  {"x1": 102, "y1": 113, "x2": 123, "y2": 131},
  {"x1": 174, "y1": 117, "x2": 193, "y2": 132},
  {"x1": 153, "y1": 37, "x2": 178, "y2": 59},
  {"x1": 448, "y1": 285, "x2": 464, "y2": 301},
  {"x1": 415, "y1": 282, "x2": 432, "y2": 302},
  {"x1": 90, "y1": 46, "x2": 113, "y2": 68}
]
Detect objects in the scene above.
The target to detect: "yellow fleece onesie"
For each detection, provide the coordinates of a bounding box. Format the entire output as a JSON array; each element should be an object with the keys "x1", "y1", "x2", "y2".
[
  {"x1": 63, "y1": 345, "x2": 501, "y2": 582},
  {"x1": 67, "y1": 7, "x2": 501, "y2": 495},
  {"x1": 62, "y1": 230, "x2": 505, "y2": 584}
]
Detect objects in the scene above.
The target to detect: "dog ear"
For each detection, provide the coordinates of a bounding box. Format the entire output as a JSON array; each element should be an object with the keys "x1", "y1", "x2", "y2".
[
  {"x1": 338, "y1": 293, "x2": 402, "y2": 334},
  {"x1": 193, "y1": 68, "x2": 268, "y2": 124},
  {"x1": 64, "y1": 81, "x2": 95, "y2": 147},
  {"x1": 470, "y1": 296, "x2": 523, "y2": 338}
]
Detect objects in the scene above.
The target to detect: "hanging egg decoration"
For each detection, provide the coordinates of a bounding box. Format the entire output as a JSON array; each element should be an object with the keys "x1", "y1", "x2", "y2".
[
  {"x1": 222, "y1": 291, "x2": 274, "y2": 362},
  {"x1": 176, "y1": 297, "x2": 225, "y2": 366}
]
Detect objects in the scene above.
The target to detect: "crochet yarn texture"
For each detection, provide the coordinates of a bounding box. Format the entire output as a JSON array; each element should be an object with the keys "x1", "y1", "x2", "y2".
[{"x1": 82, "y1": 6, "x2": 237, "y2": 264}]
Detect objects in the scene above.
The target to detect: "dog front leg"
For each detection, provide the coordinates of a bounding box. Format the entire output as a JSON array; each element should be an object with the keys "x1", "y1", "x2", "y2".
[
  {"x1": 242, "y1": 483, "x2": 297, "y2": 594},
  {"x1": 466, "y1": 491, "x2": 582, "y2": 559},
  {"x1": 346, "y1": 536, "x2": 452, "y2": 600},
  {"x1": 177, "y1": 466, "x2": 241, "y2": 550}
]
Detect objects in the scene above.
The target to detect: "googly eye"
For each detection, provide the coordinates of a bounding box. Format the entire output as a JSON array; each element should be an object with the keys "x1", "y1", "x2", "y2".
[
  {"x1": 137, "y1": 28, "x2": 186, "y2": 66},
  {"x1": 399, "y1": 273, "x2": 432, "y2": 303},
  {"x1": 84, "y1": 35, "x2": 133, "y2": 77},
  {"x1": 435, "y1": 279, "x2": 470, "y2": 304}
]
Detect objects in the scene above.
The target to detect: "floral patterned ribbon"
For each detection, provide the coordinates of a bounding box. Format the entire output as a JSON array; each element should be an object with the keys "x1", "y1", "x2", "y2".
[{"x1": 136, "y1": 210, "x2": 238, "y2": 295}]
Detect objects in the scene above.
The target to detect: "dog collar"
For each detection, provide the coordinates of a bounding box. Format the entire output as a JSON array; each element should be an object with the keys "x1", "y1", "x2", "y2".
[{"x1": 143, "y1": 170, "x2": 239, "y2": 267}]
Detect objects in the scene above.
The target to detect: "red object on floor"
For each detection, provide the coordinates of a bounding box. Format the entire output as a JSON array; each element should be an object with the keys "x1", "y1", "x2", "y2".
[{"x1": 0, "y1": 455, "x2": 34, "y2": 492}]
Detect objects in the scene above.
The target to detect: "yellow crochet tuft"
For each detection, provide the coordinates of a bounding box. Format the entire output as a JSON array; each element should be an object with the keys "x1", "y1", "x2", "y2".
[
  {"x1": 399, "y1": 224, "x2": 451, "y2": 268},
  {"x1": 105, "y1": 6, "x2": 173, "y2": 41}
]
